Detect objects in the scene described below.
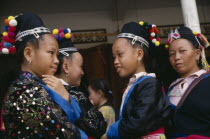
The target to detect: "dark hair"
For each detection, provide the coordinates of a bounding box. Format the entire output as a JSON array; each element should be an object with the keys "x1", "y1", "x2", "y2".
[
  {"x1": 126, "y1": 38, "x2": 156, "y2": 73},
  {"x1": 184, "y1": 39, "x2": 202, "y2": 68},
  {"x1": 55, "y1": 52, "x2": 74, "y2": 75},
  {"x1": 89, "y1": 79, "x2": 113, "y2": 101},
  {"x1": 0, "y1": 37, "x2": 42, "y2": 109},
  {"x1": 119, "y1": 22, "x2": 158, "y2": 73},
  {"x1": 54, "y1": 38, "x2": 76, "y2": 76},
  {"x1": 16, "y1": 36, "x2": 41, "y2": 64}
]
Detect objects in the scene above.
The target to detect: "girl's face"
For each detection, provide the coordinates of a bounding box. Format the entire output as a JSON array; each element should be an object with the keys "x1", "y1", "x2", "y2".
[
  {"x1": 112, "y1": 38, "x2": 141, "y2": 78},
  {"x1": 169, "y1": 39, "x2": 200, "y2": 78},
  {"x1": 29, "y1": 34, "x2": 59, "y2": 78},
  {"x1": 67, "y1": 52, "x2": 84, "y2": 87},
  {"x1": 88, "y1": 86, "x2": 101, "y2": 106}
]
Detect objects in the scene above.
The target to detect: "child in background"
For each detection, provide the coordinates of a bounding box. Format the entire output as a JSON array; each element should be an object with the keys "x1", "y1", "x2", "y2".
[{"x1": 88, "y1": 78, "x2": 115, "y2": 131}]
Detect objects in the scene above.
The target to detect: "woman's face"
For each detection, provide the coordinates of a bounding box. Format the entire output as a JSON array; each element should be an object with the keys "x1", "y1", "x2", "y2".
[
  {"x1": 29, "y1": 34, "x2": 59, "y2": 78},
  {"x1": 169, "y1": 39, "x2": 200, "y2": 78},
  {"x1": 67, "y1": 52, "x2": 84, "y2": 86},
  {"x1": 112, "y1": 38, "x2": 140, "y2": 78},
  {"x1": 88, "y1": 86, "x2": 100, "y2": 106}
]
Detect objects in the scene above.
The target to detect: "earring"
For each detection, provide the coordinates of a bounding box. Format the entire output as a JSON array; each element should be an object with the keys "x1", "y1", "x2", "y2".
[
  {"x1": 138, "y1": 58, "x2": 140, "y2": 63},
  {"x1": 28, "y1": 59, "x2": 32, "y2": 65},
  {"x1": 66, "y1": 73, "x2": 69, "y2": 77}
]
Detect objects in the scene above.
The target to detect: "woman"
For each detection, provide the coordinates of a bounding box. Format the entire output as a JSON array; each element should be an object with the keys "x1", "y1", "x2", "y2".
[
  {"x1": 103, "y1": 21, "x2": 171, "y2": 139},
  {"x1": 166, "y1": 26, "x2": 210, "y2": 138},
  {"x1": 88, "y1": 78, "x2": 115, "y2": 131},
  {"x1": 1, "y1": 13, "x2": 87, "y2": 138},
  {"x1": 53, "y1": 28, "x2": 107, "y2": 138}
]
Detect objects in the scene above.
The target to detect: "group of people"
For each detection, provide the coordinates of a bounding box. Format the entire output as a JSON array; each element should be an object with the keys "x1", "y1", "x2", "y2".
[{"x1": 0, "y1": 12, "x2": 209, "y2": 139}]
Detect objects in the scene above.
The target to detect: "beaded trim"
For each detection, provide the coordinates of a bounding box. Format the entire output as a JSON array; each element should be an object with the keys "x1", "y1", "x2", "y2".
[
  {"x1": 59, "y1": 47, "x2": 78, "y2": 57},
  {"x1": 117, "y1": 33, "x2": 149, "y2": 47},
  {"x1": 16, "y1": 27, "x2": 50, "y2": 41}
]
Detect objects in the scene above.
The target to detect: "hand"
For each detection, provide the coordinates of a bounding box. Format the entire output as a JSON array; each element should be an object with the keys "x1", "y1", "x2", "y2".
[
  {"x1": 100, "y1": 134, "x2": 109, "y2": 139},
  {"x1": 42, "y1": 75, "x2": 70, "y2": 102}
]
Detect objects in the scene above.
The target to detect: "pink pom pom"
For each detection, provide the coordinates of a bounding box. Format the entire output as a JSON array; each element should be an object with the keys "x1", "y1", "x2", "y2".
[
  {"x1": 9, "y1": 39, "x2": 15, "y2": 44},
  {"x1": 9, "y1": 47, "x2": 16, "y2": 54},
  {"x1": 59, "y1": 32, "x2": 65, "y2": 38},
  {"x1": 58, "y1": 28, "x2": 63, "y2": 33},
  {"x1": 0, "y1": 42, "x2": 4, "y2": 47},
  {"x1": 8, "y1": 32, "x2": 15, "y2": 38},
  {"x1": 8, "y1": 26, "x2": 16, "y2": 32},
  {"x1": 156, "y1": 37, "x2": 161, "y2": 41},
  {"x1": 2, "y1": 36, "x2": 9, "y2": 42},
  {"x1": 166, "y1": 40, "x2": 170, "y2": 44}
]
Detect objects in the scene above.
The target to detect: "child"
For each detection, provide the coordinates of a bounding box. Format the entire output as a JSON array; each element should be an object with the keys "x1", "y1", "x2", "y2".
[
  {"x1": 53, "y1": 27, "x2": 107, "y2": 138},
  {"x1": 1, "y1": 13, "x2": 87, "y2": 138},
  {"x1": 88, "y1": 78, "x2": 115, "y2": 130},
  {"x1": 104, "y1": 21, "x2": 171, "y2": 139}
]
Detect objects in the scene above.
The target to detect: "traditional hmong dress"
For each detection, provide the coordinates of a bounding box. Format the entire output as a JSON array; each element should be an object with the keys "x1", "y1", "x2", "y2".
[
  {"x1": 3, "y1": 71, "x2": 87, "y2": 139},
  {"x1": 167, "y1": 70, "x2": 210, "y2": 138},
  {"x1": 60, "y1": 79, "x2": 107, "y2": 139},
  {"x1": 106, "y1": 72, "x2": 171, "y2": 139}
]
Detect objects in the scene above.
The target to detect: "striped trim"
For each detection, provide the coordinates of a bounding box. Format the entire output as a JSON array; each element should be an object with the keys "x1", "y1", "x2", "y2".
[
  {"x1": 59, "y1": 47, "x2": 78, "y2": 57},
  {"x1": 117, "y1": 33, "x2": 149, "y2": 47},
  {"x1": 16, "y1": 27, "x2": 50, "y2": 41}
]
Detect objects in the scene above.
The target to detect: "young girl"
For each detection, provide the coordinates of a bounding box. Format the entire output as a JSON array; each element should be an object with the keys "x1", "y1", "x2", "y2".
[
  {"x1": 166, "y1": 26, "x2": 210, "y2": 138},
  {"x1": 1, "y1": 13, "x2": 87, "y2": 138},
  {"x1": 53, "y1": 28, "x2": 107, "y2": 138},
  {"x1": 104, "y1": 22, "x2": 171, "y2": 139},
  {"x1": 88, "y1": 78, "x2": 115, "y2": 130}
]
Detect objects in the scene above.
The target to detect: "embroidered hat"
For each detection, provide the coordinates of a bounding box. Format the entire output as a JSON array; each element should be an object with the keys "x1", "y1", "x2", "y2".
[
  {"x1": 165, "y1": 26, "x2": 210, "y2": 70},
  {"x1": 52, "y1": 28, "x2": 78, "y2": 57},
  {"x1": 117, "y1": 21, "x2": 161, "y2": 48},
  {"x1": 0, "y1": 12, "x2": 51, "y2": 54},
  {"x1": 165, "y1": 26, "x2": 209, "y2": 49},
  {"x1": 52, "y1": 27, "x2": 78, "y2": 75}
]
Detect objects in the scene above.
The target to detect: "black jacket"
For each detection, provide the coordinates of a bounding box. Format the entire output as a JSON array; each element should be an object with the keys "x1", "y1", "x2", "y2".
[
  {"x1": 64, "y1": 85, "x2": 107, "y2": 138},
  {"x1": 118, "y1": 77, "x2": 171, "y2": 138},
  {"x1": 170, "y1": 75, "x2": 210, "y2": 137}
]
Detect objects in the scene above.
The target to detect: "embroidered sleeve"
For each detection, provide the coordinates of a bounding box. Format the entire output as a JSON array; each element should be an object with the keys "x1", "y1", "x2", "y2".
[
  {"x1": 3, "y1": 79, "x2": 81, "y2": 138},
  {"x1": 75, "y1": 106, "x2": 107, "y2": 138}
]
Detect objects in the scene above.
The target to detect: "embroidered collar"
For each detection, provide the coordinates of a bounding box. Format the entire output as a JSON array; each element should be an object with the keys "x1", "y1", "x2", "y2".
[
  {"x1": 129, "y1": 72, "x2": 156, "y2": 85},
  {"x1": 20, "y1": 71, "x2": 44, "y2": 84}
]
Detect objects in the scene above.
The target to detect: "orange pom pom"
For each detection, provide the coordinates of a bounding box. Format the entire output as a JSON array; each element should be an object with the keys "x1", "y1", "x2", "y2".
[
  {"x1": 4, "y1": 19, "x2": 9, "y2": 26},
  {"x1": 149, "y1": 28, "x2": 154, "y2": 33},
  {"x1": 154, "y1": 27, "x2": 159, "y2": 34}
]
